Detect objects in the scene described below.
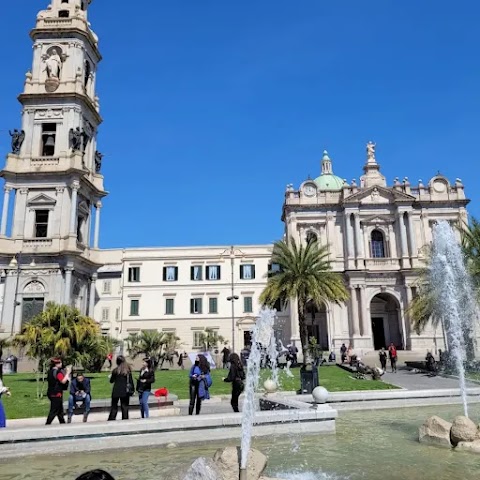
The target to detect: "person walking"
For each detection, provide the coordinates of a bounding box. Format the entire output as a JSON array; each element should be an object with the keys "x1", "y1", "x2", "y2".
[
  {"x1": 379, "y1": 347, "x2": 388, "y2": 372},
  {"x1": 46, "y1": 358, "x2": 71, "y2": 425},
  {"x1": 106, "y1": 353, "x2": 113, "y2": 369},
  {"x1": 223, "y1": 353, "x2": 245, "y2": 413},
  {"x1": 108, "y1": 355, "x2": 134, "y2": 421},
  {"x1": 388, "y1": 343, "x2": 398, "y2": 373},
  {"x1": 137, "y1": 358, "x2": 155, "y2": 419},
  {"x1": 67, "y1": 372, "x2": 91, "y2": 423},
  {"x1": 340, "y1": 343, "x2": 347, "y2": 363},
  {"x1": 221, "y1": 345, "x2": 231, "y2": 369},
  {"x1": 188, "y1": 354, "x2": 211, "y2": 415},
  {"x1": 0, "y1": 377, "x2": 11, "y2": 428}
]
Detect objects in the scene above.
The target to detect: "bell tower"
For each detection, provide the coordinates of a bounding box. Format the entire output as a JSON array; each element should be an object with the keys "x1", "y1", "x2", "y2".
[{"x1": 0, "y1": 0, "x2": 107, "y2": 335}]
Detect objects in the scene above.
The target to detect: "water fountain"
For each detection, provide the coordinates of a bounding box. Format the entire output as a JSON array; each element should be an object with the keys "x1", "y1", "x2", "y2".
[{"x1": 430, "y1": 221, "x2": 476, "y2": 417}]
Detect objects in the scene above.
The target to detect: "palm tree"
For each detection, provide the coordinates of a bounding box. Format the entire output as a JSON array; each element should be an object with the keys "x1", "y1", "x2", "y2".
[
  {"x1": 199, "y1": 328, "x2": 225, "y2": 352},
  {"x1": 260, "y1": 238, "x2": 349, "y2": 364},
  {"x1": 12, "y1": 302, "x2": 101, "y2": 397},
  {"x1": 126, "y1": 330, "x2": 181, "y2": 369}
]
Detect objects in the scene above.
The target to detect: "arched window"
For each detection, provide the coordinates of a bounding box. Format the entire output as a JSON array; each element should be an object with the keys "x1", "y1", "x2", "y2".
[
  {"x1": 371, "y1": 230, "x2": 386, "y2": 258},
  {"x1": 306, "y1": 231, "x2": 318, "y2": 244}
]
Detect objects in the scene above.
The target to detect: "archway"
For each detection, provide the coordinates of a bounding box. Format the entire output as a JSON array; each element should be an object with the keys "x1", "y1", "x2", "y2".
[
  {"x1": 306, "y1": 301, "x2": 329, "y2": 350},
  {"x1": 370, "y1": 293, "x2": 402, "y2": 350}
]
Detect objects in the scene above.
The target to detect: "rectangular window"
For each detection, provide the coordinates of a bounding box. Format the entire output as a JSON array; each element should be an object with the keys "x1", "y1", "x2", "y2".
[
  {"x1": 190, "y1": 298, "x2": 203, "y2": 314},
  {"x1": 191, "y1": 265, "x2": 203, "y2": 281},
  {"x1": 193, "y1": 331, "x2": 203, "y2": 349},
  {"x1": 34, "y1": 210, "x2": 49, "y2": 238},
  {"x1": 269, "y1": 263, "x2": 282, "y2": 276},
  {"x1": 209, "y1": 297, "x2": 218, "y2": 314},
  {"x1": 101, "y1": 307, "x2": 109, "y2": 322},
  {"x1": 165, "y1": 298, "x2": 175, "y2": 315},
  {"x1": 41, "y1": 123, "x2": 56, "y2": 157},
  {"x1": 128, "y1": 267, "x2": 140, "y2": 282},
  {"x1": 206, "y1": 265, "x2": 221, "y2": 281},
  {"x1": 273, "y1": 299, "x2": 282, "y2": 312},
  {"x1": 102, "y1": 280, "x2": 111, "y2": 294},
  {"x1": 163, "y1": 266, "x2": 178, "y2": 282},
  {"x1": 240, "y1": 264, "x2": 255, "y2": 280},
  {"x1": 115, "y1": 307, "x2": 120, "y2": 321},
  {"x1": 244, "y1": 296, "x2": 253, "y2": 313},
  {"x1": 130, "y1": 299, "x2": 139, "y2": 316}
]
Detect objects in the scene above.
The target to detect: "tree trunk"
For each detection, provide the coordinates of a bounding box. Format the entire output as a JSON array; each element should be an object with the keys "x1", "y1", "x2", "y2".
[{"x1": 298, "y1": 298, "x2": 311, "y2": 365}]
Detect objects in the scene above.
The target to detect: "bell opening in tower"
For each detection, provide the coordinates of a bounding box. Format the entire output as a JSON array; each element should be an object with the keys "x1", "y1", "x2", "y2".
[{"x1": 41, "y1": 123, "x2": 57, "y2": 157}]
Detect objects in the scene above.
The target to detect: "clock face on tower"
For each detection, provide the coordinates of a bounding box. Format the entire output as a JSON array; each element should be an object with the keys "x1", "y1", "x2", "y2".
[{"x1": 303, "y1": 184, "x2": 316, "y2": 197}]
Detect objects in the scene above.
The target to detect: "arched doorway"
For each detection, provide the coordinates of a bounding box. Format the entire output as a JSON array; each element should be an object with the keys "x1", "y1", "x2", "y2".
[
  {"x1": 370, "y1": 293, "x2": 402, "y2": 350},
  {"x1": 306, "y1": 301, "x2": 329, "y2": 350}
]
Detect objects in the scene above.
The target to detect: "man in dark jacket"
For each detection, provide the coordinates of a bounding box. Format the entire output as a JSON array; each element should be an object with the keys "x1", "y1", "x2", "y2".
[
  {"x1": 46, "y1": 357, "x2": 71, "y2": 425},
  {"x1": 68, "y1": 373, "x2": 91, "y2": 423}
]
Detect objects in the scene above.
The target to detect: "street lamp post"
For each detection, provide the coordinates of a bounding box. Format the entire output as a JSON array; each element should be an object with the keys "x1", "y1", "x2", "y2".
[{"x1": 221, "y1": 246, "x2": 245, "y2": 353}]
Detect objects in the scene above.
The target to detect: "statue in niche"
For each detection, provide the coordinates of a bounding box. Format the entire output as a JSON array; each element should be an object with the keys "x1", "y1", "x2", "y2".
[
  {"x1": 366, "y1": 141, "x2": 376, "y2": 161},
  {"x1": 45, "y1": 48, "x2": 62, "y2": 79},
  {"x1": 94, "y1": 151, "x2": 103, "y2": 173},
  {"x1": 9, "y1": 129, "x2": 25, "y2": 154},
  {"x1": 69, "y1": 127, "x2": 83, "y2": 151}
]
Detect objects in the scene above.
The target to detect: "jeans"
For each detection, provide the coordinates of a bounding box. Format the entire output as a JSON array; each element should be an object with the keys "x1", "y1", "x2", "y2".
[
  {"x1": 231, "y1": 381, "x2": 244, "y2": 413},
  {"x1": 188, "y1": 381, "x2": 201, "y2": 415},
  {"x1": 46, "y1": 396, "x2": 65, "y2": 425},
  {"x1": 108, "y1": 396, "x2": 130, "y2": 420},
  {"x1": 68, "y1": 393, "x2": 91, "y2": 416},
  {"x1": 0, "y1": 398, "x2": 6, "y2": 428},
  {"x1": 139, "y1": 391, "x2": 150, "y2": 418}
]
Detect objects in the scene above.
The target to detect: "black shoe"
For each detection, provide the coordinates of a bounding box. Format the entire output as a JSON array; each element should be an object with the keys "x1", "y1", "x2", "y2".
[
  {"x1": 67, "y1": 416, "x2": 72, "y2": 424},
  {"x1": 83, "y1": 413, "x2": 88, "y2": 423}
]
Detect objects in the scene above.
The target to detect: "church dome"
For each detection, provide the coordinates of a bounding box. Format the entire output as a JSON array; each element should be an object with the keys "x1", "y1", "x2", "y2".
[{"x1": 314, "y1": 151, "x2": 345, "y2": 191}]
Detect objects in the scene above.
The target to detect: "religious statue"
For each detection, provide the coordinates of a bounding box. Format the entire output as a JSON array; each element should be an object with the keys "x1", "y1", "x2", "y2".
[
  {"x1": 366, "y1": 141, "x2": 376, "y2": 160},
  {"x1": 94, "y1": 151, "x2": 103, "y2": 173},
  {"x1": 45, "y1": 48, "x2": 62, "y2": 79},
  {"x1": 9, "y1": 129, "x2": 25, "y2": 154},
  {"x1": 69, "y1": 127, "x2": 83, "y2": 151}
]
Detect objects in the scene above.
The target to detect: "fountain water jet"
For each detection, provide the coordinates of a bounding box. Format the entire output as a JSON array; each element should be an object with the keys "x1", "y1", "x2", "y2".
[
  {"x1": 240, "y1": 308, "x2": 276, "y2": 477},
  {"x1": 431, "y1": 221, "x2": 476, "y2": 417}
]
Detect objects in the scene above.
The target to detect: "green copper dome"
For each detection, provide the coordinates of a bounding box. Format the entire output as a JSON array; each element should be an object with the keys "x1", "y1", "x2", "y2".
[{"x1": 314, "y1": 150, "x2": 345, "y2": 191}]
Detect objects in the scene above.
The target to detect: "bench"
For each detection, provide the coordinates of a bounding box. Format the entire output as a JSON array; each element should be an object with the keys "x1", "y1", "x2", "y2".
[{"x1": 65, "y1": 393, "x2": 178, "y2": 415}]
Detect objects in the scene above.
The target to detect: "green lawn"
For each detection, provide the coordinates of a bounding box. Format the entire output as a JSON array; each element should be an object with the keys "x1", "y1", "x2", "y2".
[{"x1": 1, "y1": 365, "x2": 397, "y2": 420}]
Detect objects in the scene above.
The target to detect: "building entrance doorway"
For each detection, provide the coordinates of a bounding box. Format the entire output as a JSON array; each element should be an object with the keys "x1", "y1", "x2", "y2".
[
  {"x1": 370, "y1": 293, "x2": 403, "y2": 350},
  {"x1": 243, "y1": 330, "x2": 252, "y2": 348},
  {"x1": 372, "y1": 317, "x2": 386, "y2": 350}
]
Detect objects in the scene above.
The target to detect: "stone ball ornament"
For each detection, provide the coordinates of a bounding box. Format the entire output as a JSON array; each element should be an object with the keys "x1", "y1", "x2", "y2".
[
  {"x1": 312, "y1": 386, "x2": 329, "y2": 404},
  {"x1": 263, "y1": 379, "x2": 277, "y2": 394}
]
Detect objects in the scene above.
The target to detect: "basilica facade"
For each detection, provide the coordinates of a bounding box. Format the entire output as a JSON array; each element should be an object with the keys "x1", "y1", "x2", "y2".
[{"x1": 0, "y1": 0, "x2": 473, "y2": 355}]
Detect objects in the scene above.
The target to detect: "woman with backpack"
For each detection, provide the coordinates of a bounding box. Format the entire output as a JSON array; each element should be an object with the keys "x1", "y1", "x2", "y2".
[
  {"x1": 108, "y1": 355, "x2": 135, "y2": 421},
  {"x1": 188, "y1": 354, "x2": 212, "y2": 415},
  {"x1": 223, "y1": 353, "x2": 245, "y2": 413}
]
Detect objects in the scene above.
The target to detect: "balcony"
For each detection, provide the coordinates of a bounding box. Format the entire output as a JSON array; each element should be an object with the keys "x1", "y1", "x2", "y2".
[
  {"x1": 23, "y1": 238, "x2": 53, "y2": 249},
  {"x1": 31, "y1": 157, "x2": 60, "y2": 167},
  {"x1": 365, "y1": 258, "x2": 401, "y2": 271}
]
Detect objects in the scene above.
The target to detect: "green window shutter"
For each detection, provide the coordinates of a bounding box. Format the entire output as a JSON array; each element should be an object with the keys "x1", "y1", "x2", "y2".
[
  {"x1": 190, "y1": 266, "x2": 195, "y2": 280},
  {"x1": 244, "y1": 297, "x2": 253, "y2": 313},
  {"x1": 209, "y1": 297, "x2": 218, "y2": 314},
  {"x1": 163, "y1": 267, "x2": 167, "y2": 281},
  {"x1": 130, "y1": 299, "x2": 139, "y2": 316},
  {"x1": 174, "y1": 267, "x2": 179, "y2": 281},
  {"x1": 166, "y1": 299, "x2": 174, "y2": 315},
  {"x1": 190, "y1": 298, "x2": 194, "y2": 314},
  {"x1": 252, "y1": 265, "x2": 256, "y2": 279},
  {"x1": 198, "y1": 298, "x2": 203, "y2": 314}
]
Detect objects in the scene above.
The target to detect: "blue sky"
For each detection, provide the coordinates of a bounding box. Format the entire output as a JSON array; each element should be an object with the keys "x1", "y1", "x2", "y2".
[{"x1": 1, "y1": 1, "x2": 478, "y2": 248}]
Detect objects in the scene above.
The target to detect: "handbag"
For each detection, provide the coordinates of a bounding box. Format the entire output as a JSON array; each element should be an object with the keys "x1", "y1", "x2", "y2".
[{"x1": 126, "y1": 374, "x2": 134, "y2": 397}]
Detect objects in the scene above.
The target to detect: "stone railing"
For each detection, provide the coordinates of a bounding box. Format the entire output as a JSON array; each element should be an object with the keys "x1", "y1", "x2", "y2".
[
  {"x1": 365, "y1": 258, "x2": 400, "y2": 269},
  {"x1": 23, "y1": 238, "x2": 53, "y2": 248},
  {"x1": 31, "y1": 157, "x2": 60, "y2": 167}
]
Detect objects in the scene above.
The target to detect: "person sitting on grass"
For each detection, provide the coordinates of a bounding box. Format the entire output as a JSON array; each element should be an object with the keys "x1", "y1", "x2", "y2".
[{"x1": 68, "y1": 372, "x2": 91, "y2": 423}]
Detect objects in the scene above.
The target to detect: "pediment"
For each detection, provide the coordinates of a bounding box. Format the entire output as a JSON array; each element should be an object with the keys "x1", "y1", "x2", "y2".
[
  {"x1": 360, "y1": 214, "x2": 393, "y2": 225},
  {"x1": 27, "y1": 193, "x2": 56, "y2": 206},
  {"x1": 344, "y1": 186, "x2": 415, "y2": 205}
]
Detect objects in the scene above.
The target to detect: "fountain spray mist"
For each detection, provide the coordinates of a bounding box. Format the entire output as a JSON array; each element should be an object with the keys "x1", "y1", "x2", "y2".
[
  {"x1": 240, "y1": 308, "x2": 276, "y2": 470},
  {"x1": 431, "y1": 221, "x2": 476, "y2": 417}
]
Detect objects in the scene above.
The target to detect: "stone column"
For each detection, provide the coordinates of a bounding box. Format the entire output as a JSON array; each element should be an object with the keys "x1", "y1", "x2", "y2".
[
  {"x1": 0, "y1": 185, "x2": 12, "y2": 236},
  {"x1": 404, "y1": 285, "x2": 413, "y2": 349},
  {"x1": 397, "y1": 211, "x2": 408, "y2": 258},
  {"x1": 359, "y1": 285, "x2": 369, "y2": 337},
  {"x1": 93, "y1": 201, "x2": 102, "y2": 248},
  {"x1": 89, "y1": 274, "x2": 97, "y2": 317},
  {"x1": 69, "y1": 181, "x2": 80, "y2": 235},
  {"x1": 354, "y1": 212, "x2": 364, "y2": 261},
  {"x1": 13, "y1": 188, "x2": 28, "y2": 238},
  {"x1": 344, "y1": 213, "x2": 354, "y2": 258},
  {"x1": 407, "y1": 212, "x2": 417, "y2": 257},
  {"x1": 64, "y1": 268, "x2": 73, "y2": 305},
  {"x1": 349, "y1": 286, "x2": 360, "y2": 336}
]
